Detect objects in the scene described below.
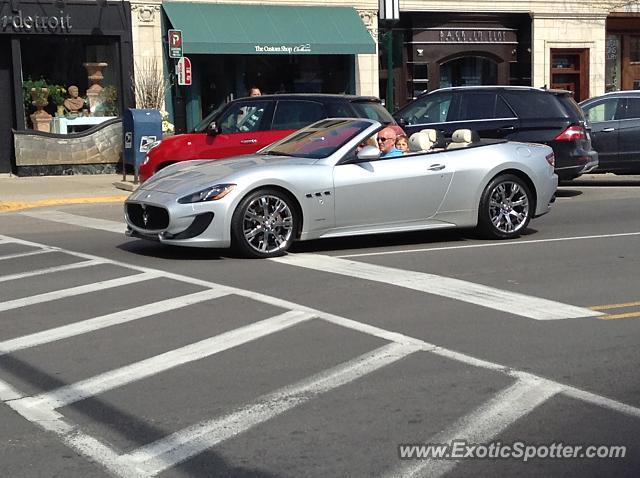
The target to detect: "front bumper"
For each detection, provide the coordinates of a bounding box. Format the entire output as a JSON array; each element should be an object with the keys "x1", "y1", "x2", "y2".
[{"x1": 124, "y1": 190, "x2": 232, "y2": 248}]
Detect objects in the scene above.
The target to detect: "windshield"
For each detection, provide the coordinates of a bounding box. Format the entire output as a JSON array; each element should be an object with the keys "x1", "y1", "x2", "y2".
[{"x1": 259, "y1": 119, "x2": 372, "y2": 159}]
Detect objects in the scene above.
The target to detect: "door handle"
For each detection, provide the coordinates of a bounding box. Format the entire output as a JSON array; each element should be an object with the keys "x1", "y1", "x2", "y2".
[
  {"x1": 240, "y1": 138, "x2": 258, "y2": 144},
  {"x1": 498, "y1": 126, "x2": 516, "y2": 131},
  {"x1": 428, "y1": 164, "x2": 445, "y2": 171},
  {"x1": 602, "y1": 128, "x2": 615, "y2": 132}
]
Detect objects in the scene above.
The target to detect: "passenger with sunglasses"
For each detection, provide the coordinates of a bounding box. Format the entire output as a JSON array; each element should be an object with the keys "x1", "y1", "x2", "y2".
[{"x1": 376, "y1": 126, "x2": 404, "y2": 158}]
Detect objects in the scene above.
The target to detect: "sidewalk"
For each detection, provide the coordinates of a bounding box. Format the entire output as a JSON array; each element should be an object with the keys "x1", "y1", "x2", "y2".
[{"x1": 0, "y1": 173, "x2": 138, "y2": 212}]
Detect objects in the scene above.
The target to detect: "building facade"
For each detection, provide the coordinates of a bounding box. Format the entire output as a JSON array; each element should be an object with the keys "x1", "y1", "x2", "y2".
[
  {"x1": 0, "y1": 0, "x2": 134, "y2": 174},
  {"x1": 128, "y1": 0, "x2": 640, "y2": 124},
  {"x1": 3, "y1": 0, "x2": 640, "y2": 173}
]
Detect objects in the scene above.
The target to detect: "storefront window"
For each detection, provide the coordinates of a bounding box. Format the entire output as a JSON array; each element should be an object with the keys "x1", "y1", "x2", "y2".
[
  {"x1": 20, "y1": 36, "x2": 122, "y2": 133},
  {"x1": 198, "y1": 55, "x2": 352, "y2": 118},
  {"x1": 630, "y1": 36, "x2": 640, "y2": 63}
]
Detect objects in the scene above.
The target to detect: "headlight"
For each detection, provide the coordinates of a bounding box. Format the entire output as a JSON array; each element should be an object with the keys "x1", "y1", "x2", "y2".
[{"x1": 178, "y1": 184, "x2": 236, "y2": 204}]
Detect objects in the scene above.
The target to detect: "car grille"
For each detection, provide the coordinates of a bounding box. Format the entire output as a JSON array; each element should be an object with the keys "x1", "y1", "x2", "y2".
[{"x1": 126, "y1": 203, "x2": 169, "y2": 230}]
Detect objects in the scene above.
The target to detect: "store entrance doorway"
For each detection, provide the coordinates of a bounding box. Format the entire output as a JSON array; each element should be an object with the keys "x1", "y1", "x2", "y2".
[{"x1": 440, "y1": 56, "x2": 498, "y2": 88}]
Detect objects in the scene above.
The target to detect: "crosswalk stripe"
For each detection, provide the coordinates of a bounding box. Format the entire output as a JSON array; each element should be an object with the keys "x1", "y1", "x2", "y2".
[
  {"x1": 17, "y1": 310, "x2": 315, "y2": 411},
  {"x1": 0, "y1": 272, "x2": 159, "y2": 312},
  {"x1": 125, "y1": 342, "x2": 418, "y2": 475},
  {"x1": 383, "y1": 376, "x2": 562, "y2": 478},
  {"x1": 0, "y1": 259, "x2": 105, "y2": 283},
  {"x1": 0, "y1": 288, "x2": 229, "y2": 355},
  {"x1": 272, "y1": 254, "x2": 603, "y2": 320},
  {"x1": 21, "y1": 210, "x2": 124, "y2": 233},
  {"x1": 0, "y1": 248, "x2": 52, "y2": 261}
]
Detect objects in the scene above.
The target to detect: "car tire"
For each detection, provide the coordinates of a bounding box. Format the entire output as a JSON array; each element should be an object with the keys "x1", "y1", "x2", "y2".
[
  {"x1": 477, "y1": 174, "x2": 532, "y2": 240},
  {"x1": 231, "y1": 188, "x2": 297, "y2": 258}
]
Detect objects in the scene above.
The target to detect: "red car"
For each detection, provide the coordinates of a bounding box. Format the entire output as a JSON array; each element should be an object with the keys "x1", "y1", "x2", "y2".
[{"x1": 139, "y1": 94, "x2": 396, "y2": 183}]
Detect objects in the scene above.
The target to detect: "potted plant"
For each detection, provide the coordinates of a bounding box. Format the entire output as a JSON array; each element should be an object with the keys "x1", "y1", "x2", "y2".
[
  {"x1": 22, "y1": 77, "x2": 48, "y2": 107},
  {"x1": 22, "y1": 77, "x2": 53, "y2": 132},
  {"x1": 97, "y1": 84, "x2": 118, "y2": 116},
  {"x1": 49, "y1": 84, "x2": 67, "y2": 116}
]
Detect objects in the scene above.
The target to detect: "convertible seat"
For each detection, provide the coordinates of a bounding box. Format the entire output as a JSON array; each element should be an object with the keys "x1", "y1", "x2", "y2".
[
  {"x1": 446, "y1": 129, "x2": 479, "y2": 150},
  {"x1": 409, "y1": 129, "x2": 434, "y2": 152},
  {"x1": 421, "y1": 128, "x2": 446, "y2": 150},
  {"x1": 409, "y1": 129, "x2": 444, "y2": 152}
]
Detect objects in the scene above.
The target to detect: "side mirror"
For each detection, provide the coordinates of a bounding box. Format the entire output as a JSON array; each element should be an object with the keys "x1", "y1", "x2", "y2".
[
  {"x1": 206, "y1": 121, "x2": 219, "y2": 136},
  {"x1": 357, "y1": 145, "x2": 381, "y2": 161}
]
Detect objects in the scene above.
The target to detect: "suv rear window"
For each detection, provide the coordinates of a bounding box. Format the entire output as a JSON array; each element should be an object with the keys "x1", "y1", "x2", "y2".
[
  {"x1": 502, "y1": 90, "x2": 568, "y2": 119},
  {"x1": 350, "y1": 101, "x2": 395, "y2": 124},
  {"x1": 555, "y1": 95, "x2": 587, "y2": 121}
]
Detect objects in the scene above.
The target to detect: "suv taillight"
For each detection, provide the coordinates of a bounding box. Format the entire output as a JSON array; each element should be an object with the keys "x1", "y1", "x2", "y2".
[{"x1": 554, "y1": 125, "x2": 586, "y2": 141}]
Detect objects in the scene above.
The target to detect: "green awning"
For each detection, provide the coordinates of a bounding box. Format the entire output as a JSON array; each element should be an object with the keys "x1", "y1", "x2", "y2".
[{"x1": 162, "y1": 2, "x2": 376, "y2": 55}]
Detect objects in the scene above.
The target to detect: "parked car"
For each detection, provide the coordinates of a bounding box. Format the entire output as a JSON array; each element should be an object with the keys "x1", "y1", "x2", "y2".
[
  {"x1": 125, "y1": 118, "x2": 558, "y2": 258},
  {"x1": 393, "y1": 86, "x2": 598, "y2": 180},
  {"x1": 579, "y1": 90, "x2": 640, "y2": 174},
  {"x1": 138, "y1": 94, "x2": 396, "y2": 183}
]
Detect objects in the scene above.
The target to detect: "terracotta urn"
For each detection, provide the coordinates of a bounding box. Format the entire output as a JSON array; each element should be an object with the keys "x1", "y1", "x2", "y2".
[
  {"x1": 29, "y1": 87, "x2": 52, "y2": 132},
  {"x1": 83, "y1": 62, "x2": 108, "y2": 113}
]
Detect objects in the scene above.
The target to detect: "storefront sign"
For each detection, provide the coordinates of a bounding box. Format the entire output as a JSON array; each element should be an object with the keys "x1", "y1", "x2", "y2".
[
  {"x1": 254, "y1": 44, "x2": 312, "y2": 54},
  {"x1": 1, "y1": 10, "x2": 72, "y2": 33},
  {"x1": 419, "y1": 28, "x2": 516, "y2": 44}
]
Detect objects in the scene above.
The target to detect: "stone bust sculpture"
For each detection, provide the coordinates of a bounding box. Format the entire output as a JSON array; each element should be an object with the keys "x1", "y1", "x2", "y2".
[{"x1": 63, "y1": 85, "x2": 85, "y2": 113}]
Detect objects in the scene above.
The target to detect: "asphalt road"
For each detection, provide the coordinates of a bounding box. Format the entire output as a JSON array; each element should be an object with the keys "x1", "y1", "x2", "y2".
[{"x1": 0, "y1": 179, "x2": 639, "y2": 477}]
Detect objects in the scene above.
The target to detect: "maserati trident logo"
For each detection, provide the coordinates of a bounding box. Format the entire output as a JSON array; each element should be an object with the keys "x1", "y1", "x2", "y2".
[{"x1": 141, "y1": 204, "x2": 149, "y2": 227}]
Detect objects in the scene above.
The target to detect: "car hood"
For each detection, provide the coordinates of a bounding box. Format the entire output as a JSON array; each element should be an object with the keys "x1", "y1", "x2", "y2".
[{"x1": 138, "y1": 154, "x2": 314, "y2": 195}]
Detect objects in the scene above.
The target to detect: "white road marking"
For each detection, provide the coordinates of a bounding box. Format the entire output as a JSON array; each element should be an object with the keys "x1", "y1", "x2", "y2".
[
  {"x1": 2, "y1": 234, "x2": 640, "y2": 478},
  {"x1": 21, "y1": 210, "x2": 125, "y2": 234},
  {"x1": 125, "y1": 342, "x2": 418, "y2": 475},
  {"x1": 336, "y1": 231, "x2": 640, "y2": 258},
  {"x1": 0, "y1": 272, "x2": 160, "y2": 313},
  {"x1": 0, "y1": 259, "x2": 104, "y2": 283},
  {"x1": 0, "y1": 380, "x2": 24, "y2": 401},
  {"x1": 0, "y1": 289, "x2": 229, "y2": 356},
  {"x1": 0, "y1": 248, "x2": 52, "y2": 261},
  {"x1": 272, "y1": 254, "x2": 602, "y2": 320},
  {"x1": 16, "y1": 310, "x2": 315, "y2": 411},
  {"x1": 383, "y1": 377, "x2": 562, "y2": 478}
]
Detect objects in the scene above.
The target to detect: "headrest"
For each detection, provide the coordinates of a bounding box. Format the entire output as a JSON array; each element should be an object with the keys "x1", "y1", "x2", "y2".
[
  {"x1": 451, "y1": 129, "x2": 474, "y2": 143},
  {"x1": 420, "y1": 128, "x2": 447, "y2": 148},
  {"x1": 420, "y1": 129, "x2": 438, "y2": 142},
  {"x1": 450, "y1": 129, "x2": 480, "y2": 144},
  {"x1": 409, "y1": 131, "x2": 434, "y2": 152}
]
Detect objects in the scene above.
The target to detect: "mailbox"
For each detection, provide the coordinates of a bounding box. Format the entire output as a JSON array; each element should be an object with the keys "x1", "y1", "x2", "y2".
[{"x1": 123, "y1": 109, "x2": 162, "y2": 181}]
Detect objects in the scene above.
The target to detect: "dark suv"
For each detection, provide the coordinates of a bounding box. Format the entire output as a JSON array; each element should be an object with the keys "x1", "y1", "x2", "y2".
[
  {"x1": 139, "y1": 94, "x2": 395, "y2": 183},
  {"x1": 579, "y1": 90, "x2": 640, "y2": 174},
  {"x1": 394, "y1": 86, "x2": 598, "y2": 180}
]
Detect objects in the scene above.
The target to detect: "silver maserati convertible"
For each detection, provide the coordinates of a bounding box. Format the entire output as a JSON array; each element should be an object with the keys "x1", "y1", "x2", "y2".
[{"x1": 125, "y1": 118, "x2": 558, "y2": 258}]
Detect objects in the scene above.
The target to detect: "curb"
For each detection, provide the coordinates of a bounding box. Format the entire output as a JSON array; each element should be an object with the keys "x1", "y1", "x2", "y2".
[
  {"x1": 113, "y1": 181, "x2": 138, "y2": 192},
  {"x1": 0, "y1": 195, "x2": 129, "y2": 213}
]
